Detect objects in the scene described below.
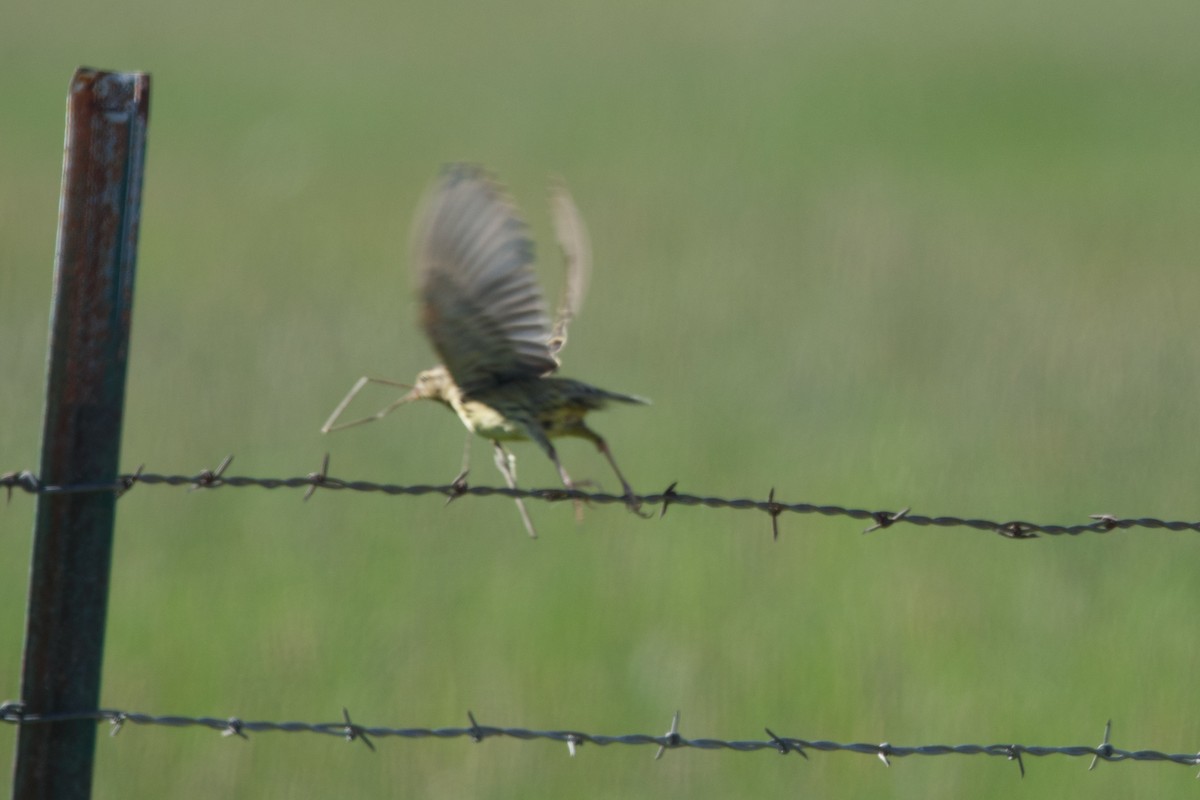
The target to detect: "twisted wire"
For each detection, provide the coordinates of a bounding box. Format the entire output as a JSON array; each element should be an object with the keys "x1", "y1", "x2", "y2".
[
  {"x1": 1, "y1": 704, "x2": 1195, "y2": 776},
  {"x1": 4, "y1": 457, "x2": 1196, "y2": 539}
]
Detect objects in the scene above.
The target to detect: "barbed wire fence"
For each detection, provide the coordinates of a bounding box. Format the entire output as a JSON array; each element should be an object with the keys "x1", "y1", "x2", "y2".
[
  {"x1": 8, "y1": 458, "x2": 1200, "y2": 779},
  {"x1": 3, "y1": 704, "x2": 1199, "y2": 777},
  {"x1": 7, "y1": 456, "x2": 1200, "y2": 780},
  {"x1": 5, "y1": 454, "x2": 1200, "y2": 540}
]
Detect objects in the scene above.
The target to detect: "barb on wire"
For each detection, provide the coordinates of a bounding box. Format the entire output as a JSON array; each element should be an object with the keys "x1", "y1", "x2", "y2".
[
  {"x1": 2, "y1": 704, "x2": 1199, "y2": 775},
  {"x1": 341, "y1": 707, "x2": 375, "y2": 752},
  {"x1": 766, "y1": 489, "x2": 784, "y2": 541},
  {"x1": 864, "y1": 507, "x2": 910, "y2": 534},
  {"x1": 765, "y1": 726, "x2": 807, "y2": 758},
  {"x1": 222, "y1": 717, "x2": 248, "y2": 740},
  {"x1": 1007, "y1": 744, "x2": 1026, "y2": 777},
  {"x1": 1090, "y1": 719, "x2": 1113, "y2": 771},
  {"x1": 303, "y1": 453, "x2": 332, "y2": 502},
  {"x1": 4, "y1": 460, "x2": 1200, "y2": 539},
  {"x1": 466, "y1": 710, "x2": 485, "y2": 743},
  {"x1": 189, "y1": 454, "x2": 234, "y2": 491},
  {"x1": 655, "y1": 710, "x2": 682, "y2": 760}
]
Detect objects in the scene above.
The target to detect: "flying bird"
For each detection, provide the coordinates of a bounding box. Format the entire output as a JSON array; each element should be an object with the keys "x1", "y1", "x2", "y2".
[{"x1": 322, "y1": 164, "x2": 647, "y2": 536}]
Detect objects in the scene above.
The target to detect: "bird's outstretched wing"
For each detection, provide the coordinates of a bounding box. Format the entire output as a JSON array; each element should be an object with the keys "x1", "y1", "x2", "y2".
[
  {"x1": 547, "y1": 177, "x2": 592, "y2": 357},
  {"x1": 412, "y1": 164, "x2": 558, "y2": 394}
]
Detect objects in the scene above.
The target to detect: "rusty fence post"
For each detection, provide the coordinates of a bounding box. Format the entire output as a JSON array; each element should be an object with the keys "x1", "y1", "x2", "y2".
[{"x1": 12, "y1": 68, "x2": 150, "y2": 799}]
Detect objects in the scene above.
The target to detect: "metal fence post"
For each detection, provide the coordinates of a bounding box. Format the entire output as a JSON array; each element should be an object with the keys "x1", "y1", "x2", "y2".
[{"x1": 12, "y1": 67, "x2": 150, "y2": 799}]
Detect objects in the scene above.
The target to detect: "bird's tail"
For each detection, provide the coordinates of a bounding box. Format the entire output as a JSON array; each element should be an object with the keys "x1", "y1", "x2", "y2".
[{"x1": 601, "y1": 389, "x2": 650, "y2": 406}]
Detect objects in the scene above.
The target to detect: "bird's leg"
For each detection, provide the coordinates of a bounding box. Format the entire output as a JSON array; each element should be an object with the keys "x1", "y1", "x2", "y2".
[
  {"x1": 583, "y1": 429, "x2": 649, "y2": 518},
  {"x1": 491, "y1": 441, "x2": 537, "y2": 538},
  {"x1": 443, "y1": 433, "x2": 473, "y2": 507},
  {"x1": 523, "y1": 425, "x2": 587, "y2": 522},
  {"x1": 452, "y1": 432, "x2": 473, "y2": 488},
  {"x1": 545, "y1": 446, "x2": 587, "y2": 523}
]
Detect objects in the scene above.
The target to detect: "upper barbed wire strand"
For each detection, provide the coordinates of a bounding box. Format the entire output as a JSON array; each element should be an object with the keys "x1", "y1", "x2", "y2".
[{"x1": 3, "y1": 464, "x2": 1197, "y2": 538}]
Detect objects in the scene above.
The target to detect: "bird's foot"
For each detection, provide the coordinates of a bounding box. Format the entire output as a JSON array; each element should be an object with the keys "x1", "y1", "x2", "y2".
[
  {"x1": 445, "y1": 470, "x2": 470, "y2": 505},
  {"x1": 558, "y1": 478, "x2": 599, "y2": 523},
  {"x1": 620, "y1": 482, "x2": 652, "y2": 519}
]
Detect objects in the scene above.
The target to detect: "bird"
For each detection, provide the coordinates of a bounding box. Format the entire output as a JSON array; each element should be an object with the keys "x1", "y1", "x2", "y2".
[{"x1": 321, "y1": 163, "x2": 648, "y2": 536}]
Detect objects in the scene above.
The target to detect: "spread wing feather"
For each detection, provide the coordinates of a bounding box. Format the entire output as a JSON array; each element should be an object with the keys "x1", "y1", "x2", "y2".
[
  {"x1": 548, "y1": 177, "x2": 592, "y2": 356},
  {"x1": 412, "y1": 164, "x2": 558, "y2": 393}
]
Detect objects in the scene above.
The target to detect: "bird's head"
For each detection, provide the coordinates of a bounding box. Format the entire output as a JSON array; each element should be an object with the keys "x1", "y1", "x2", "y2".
[{"x1": 402, "y1": 365, "x2": 457, "y2": 405}]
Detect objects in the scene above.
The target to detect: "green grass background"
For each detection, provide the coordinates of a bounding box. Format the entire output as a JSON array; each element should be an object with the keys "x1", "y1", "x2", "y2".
[{"x1": 3, "y1": 0, "x2": 1200, "y2": 796}]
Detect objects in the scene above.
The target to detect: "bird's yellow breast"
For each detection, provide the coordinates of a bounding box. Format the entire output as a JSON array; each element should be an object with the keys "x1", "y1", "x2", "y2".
[{"x1": 450, "y1": 397, "x2": 526, "y2": 441}]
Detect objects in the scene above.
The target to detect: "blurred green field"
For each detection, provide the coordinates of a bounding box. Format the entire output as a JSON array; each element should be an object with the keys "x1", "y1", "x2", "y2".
[{"x1": 4, "y1": 0, "x2": 1200, "y2": 796}]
